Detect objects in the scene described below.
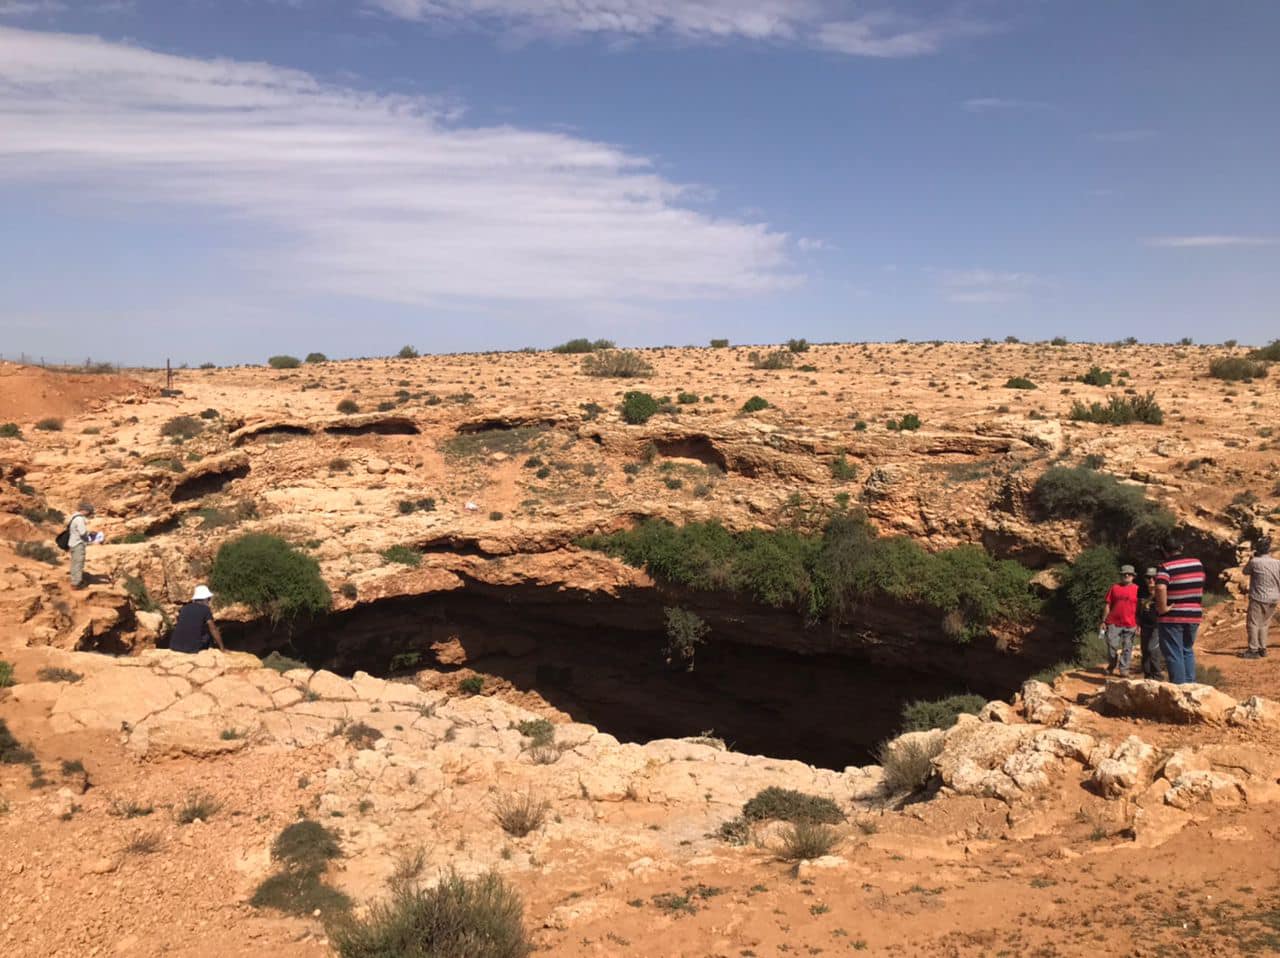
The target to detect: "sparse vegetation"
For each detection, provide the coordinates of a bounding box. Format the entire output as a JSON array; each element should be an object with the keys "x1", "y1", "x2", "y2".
[
  {"x1": 330, "y1": 871, "x2": 531, "y2": 958},
  {"x1": 740, "y1": 395, "x2": 769, "y2": 413},
  {"x1": 786, "y1": 338, "x2": 810, "y2": 353},
  {"x1": 748, "y1": 350, "x2": 794, "y2": 370},
  {"x1": 1209, "y1": 356, "x2": 1269, "y2": 381},
  {"x1": 1078, "y1": 365, "x2": 1113, "y2": 387},
  {"x1": 35, "y1": 417, "x2": 64, "y2": 431},
  {"x1": 337, "y1": 398, "x2": 360, "y2": 414},
  {"x1": 160, "y1": 415, "x2": 204, "y2": 439},
  {"x1": 515, "y1": 719, "x2": 555, "y2": 748},
  {"x1": 492, "y1": 790, "x2": 549, "y2": 837},
  {"x1": 380, "y1": 545, "x2": 421, "y2": 567},
  {"x1": 620, "y1": 390, "x2": 660, "y2": 425},
  {"x1": 1004, "y1": 376, "x2": 1037, "y2": 390},
  {"x1": 709, "y1": 338, "x2": 729, "y2": 348},
  {"x1": 776, "y1": 821, "x2": 839, "y2": 862},
  {"x1": 175, "y1": 791, "x2": 221, "y2": 824},
  {"x1": 343, "y1": 721, "x2": 383, "y2": 750},
  {"x1": 581, "y1": 513, "x2": 1038, "y2": 641},
  {"x1": 581, "y1": 349, "x2": 653, "y2": 378},
  {"x1": 267, "y1": 355, "x2": 301, "y2": 369},
  {"x1": 16, "y1": 541, "x2": 60, "y2": 565},
  {"x1": 742, "y1": 787, "x2": 844, "y2": 825},
  {"x1": 36, "y1": 666, "x2": 82, "y2": 684},
  {"x1": 552, "y1": 338, "x2": 614, "y2": 354},
  {"x1": 0, "y1": 661, "x2": 13, "y2": 688},
  {"x1": 1033, "y1": 465, "x2": 1176, "y2": 555},
  {"x1": 899, "y1": 694, "x2": 986, "y2": 732},
  {"x1": 209, "y1": 533, "x2": 332, "y2": 624},
  {"x1": 1069, "y1": 392, "x2": 1164, "y2": 425},
  {"x1": 396, "y1": 345, "x2": 419, "y2": 359},
  {"x1": 663, "y1": 606, "x2": 709, "y2": 670},
  {"x1": 0, "y1": 423, "x2": 21, "y2": 439},
  {"x1": 459, "y1": 675, "x2": 485, "y2": 695},
  {"x1": 877, "y1": 735, "x2": 943, "y2": 793},
  {"x1": 829, "y1": 453, "x2": 857, "y2": 481},
  {"x1": 886, "y1": 413, "x2": 921, "y2": 431},
  {"x1": 305, "y1": 352, "x2": 328, "y2": 363},
  {"x1": 1247, "y1": 340, "x2": 1280, "y2": 361}
]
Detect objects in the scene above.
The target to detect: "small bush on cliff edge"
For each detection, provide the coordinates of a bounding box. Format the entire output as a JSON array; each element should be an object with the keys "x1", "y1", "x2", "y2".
[
  {"x1": 331, "y1": 871, "x2": 531, "y2": 958},
  {"x1": 210, "y1": 533, "x2": 331, "y2": 624},
  {"x1": 899, "y1": 694, "x2": 986, "y2": 733}
]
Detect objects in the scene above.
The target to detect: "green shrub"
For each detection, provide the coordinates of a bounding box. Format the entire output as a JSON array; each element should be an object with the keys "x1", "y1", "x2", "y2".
[
  {"x1": 887, "y1": 413, "x2": 921, "y2": 431},
  {"x1": 740, "y1": 396, "x2": 769, "y2": 413},
  {"x1": 16, "y1": 542, "x2": 60, "y2": 566},
  {"x1": 899, "y1": 694, "x2": 986, "y2": 732},
  {"x1": 1062, "y1": 546, "x2": 1121, "y2": 638},
  {"x1": 337, "y1": 398, "x2": 360, "y2": 414},
  {"x1": 1033, "y1": 466, "x2": 1175, "y2": 554},
  {"x1": 198, "y1": 408, "x2": 220, "y2": 420},
  {"x1": 1247, "y1": 341, "x2": 1280, "y2": 362},
  {"x1": 742, "y1": 787, "x2": 844, "y2": 825},
  {"x1": 515, "y1": 719, "x2": 555, "y2": 748},
  {"x1": 749, "y1": 350, "x2": 793, "y2": 370},
  {"x1": 34, "y1": 418, "x2": 63, "y2": 431},
  {"x1": 620, "y1": 391, "x2": 660, "y2": 425},
  {"x1": 552, "y1": 338, "x2": 614, "y2": 354},
  {"x1": 775, "y1": 821, "x2": 838, "y2": 862},
  {"x1": 786, "y1": 338, "x2": 810, "y2": 353},
  {"x1": 581, "y1": 350, "x2": 652, "y2": 378},
  {"x1": 581, "y1": 514, "x2": 1038, "y2": 641},
  {"x1": 0, "y1": 661, "x2": 13, "y2": 688},
  {"x1": 262, "y1": 651, "x2": 307, "y2": 673},
  {"x1": 0, "y1": 423, "x2": 21, "y2": 439},
  {"x1": 1069, "y1": 393, "x2": 1163, "y2": 425},
  {"x1": 1209, "y1": 356, "x2": 1269, "y2": 381},
  {"x1": 330, "y1": 871, "x2": 531, "y2": 958},
  {"x1": 1078, "y1": 366, "x2": 1113, "y2": 387},
  {"x1": 676, "y1": 391, "x2": 699, "y2": 405},
  {"x1": 877, "y1": 735, "x2": 943, "y2": 793},
  {"x1": 175, "y1": 791, "x2": 220, "y2": 824},
  {"x1": 829, "y1": 453, "x2": 857, "y2": 481},
  {"x1": 397, "y1": 345, "x2": 419, "y2": 359},
  {"x1": 459, "y1": 675, "x2": 484, "y2": 695},
  {"x1": 36, "y1": 667, "x2": 81, "y2": 684},
  {"x1": 267, "y1": 355, "x2": 301, "y2": 369},
  {"x1": 492, "y1": 790, "x2": 549, "y2": 837},
  {"x1": 381, "y1": 545, "x2": 421, "y2": 567},
  {"x1": 160, "y1": 415, "x2": 204, "y2": 439},
  {"x1": 305, "y1": 352, "x2": 328, "y2": 363},
  {"x1": 1049, "y1": 336, "x2": 1069, "y2": 346},
  {"x1": 1004, "y1": 377, "x2": 1037, "y2": 390},
  {"x1": 210, "y1": 533, "x2": 331, "y2": 624},
  {"x1": 663, "y1": 607, "x2": 709, "y2": 670},
  {"x1": 709, "y1": 338, "x2": 729, "y2": 348}
]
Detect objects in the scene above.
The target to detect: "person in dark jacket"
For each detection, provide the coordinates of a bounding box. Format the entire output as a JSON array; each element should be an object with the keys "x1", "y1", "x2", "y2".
[
  {"x1": 170, "y1": 585, "x2": 225, "y2": 653},
  {"x1": 1137, "y1": 567, "x2": 1164, "y2": 680}
]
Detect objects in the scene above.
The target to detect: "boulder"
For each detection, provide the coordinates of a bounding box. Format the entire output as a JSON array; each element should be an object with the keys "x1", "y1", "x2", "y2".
[
  {"x1": 1100, "y1": 679, "x2": 1237, "y2": 725},
  {"x1": 1090, "y1": 735, "x2": 1158, "y2": 799},
  {"x1": 1018, "y1": 680, "x2": 1065, "y2": 725},
  {"x1": 1164, "y1": 771, "x2": 1248, "y2": 810},
  {"x1": 934, "y1": 717, "x2": 1039, "y2": 801},
  {"x1": 1226, "y1": 696, "x2": 1280, "y2": 728}
]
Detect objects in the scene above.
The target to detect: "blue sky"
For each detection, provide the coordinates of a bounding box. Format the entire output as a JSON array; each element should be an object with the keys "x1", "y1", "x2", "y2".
[{"x1": 0, "y1": 1, "x2": 1276, "y2": 365}]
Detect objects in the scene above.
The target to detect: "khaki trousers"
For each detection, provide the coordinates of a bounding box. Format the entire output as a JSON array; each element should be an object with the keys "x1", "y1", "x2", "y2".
[
  {"x1": 69, "y1": 543, "x2": 85, "y2": 587},
  {"x1": 1247, "y1": 599, "x2": 1277, "y2": 653}
]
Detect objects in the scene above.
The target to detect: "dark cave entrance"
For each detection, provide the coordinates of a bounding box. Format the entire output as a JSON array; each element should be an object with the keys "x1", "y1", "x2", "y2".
[{"x1": 222, "y1": 581, "x2": 1060, "y2": 769}]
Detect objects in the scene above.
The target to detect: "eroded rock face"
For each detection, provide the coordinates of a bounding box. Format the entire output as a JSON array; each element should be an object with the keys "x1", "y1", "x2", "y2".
[
  {"x1": 1100, "y1": 679, "x2": 1237, "y2": 725},
  {"x1": 1090, "y1": 736, "x2": 1159, "y2": 799}
]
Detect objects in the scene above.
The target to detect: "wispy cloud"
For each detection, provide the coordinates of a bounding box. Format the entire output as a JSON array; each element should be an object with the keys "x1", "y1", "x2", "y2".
[
  {"x1": 0, "y1": 1, "x2": 64, "y2": 16},
  {"x1": 1092, "y1": 129, "x2": 1156, "y2": 143},
  {"x1": 0, "y1": 25, "x2": 797, "y2": 308},
  {"x1": 938, "y1": 268, "x2": 1038, "y2": 303},
  {"x1": 369, "y1": 1, "x2": 993, "y2": 58},
  {"x1": 962, "y1": 96, "x2": 1046, "y2": 113},
  {"x1": 1146, "y1": 235, "x2": 1278, "y2": 249}
]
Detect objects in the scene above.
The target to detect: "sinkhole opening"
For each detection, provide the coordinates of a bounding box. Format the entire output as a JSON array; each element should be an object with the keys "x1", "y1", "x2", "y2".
[{"x1": 221, "y1": 581, "x2": 1045, "y2": 769}]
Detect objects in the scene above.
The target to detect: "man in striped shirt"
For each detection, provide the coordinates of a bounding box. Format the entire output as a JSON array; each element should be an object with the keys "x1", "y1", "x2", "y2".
[{"x1": 1155, "y1": 533, "x2": 1205, "y2": 685}]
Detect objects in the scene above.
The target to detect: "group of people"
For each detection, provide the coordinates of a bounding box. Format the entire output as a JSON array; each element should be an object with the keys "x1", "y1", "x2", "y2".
[{"x1": 1100, "y1": 534, "x2": 1279, "y2": 684}]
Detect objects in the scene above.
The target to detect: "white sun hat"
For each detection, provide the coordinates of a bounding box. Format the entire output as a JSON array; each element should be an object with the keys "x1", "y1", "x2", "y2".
[{"x1": 192, "y1": 585, "x2": 214, "y2": 601}]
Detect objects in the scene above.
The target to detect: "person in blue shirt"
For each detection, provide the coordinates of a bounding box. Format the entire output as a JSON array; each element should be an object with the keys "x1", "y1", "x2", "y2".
[{"x1": 169, "y1": 585, "x2": 225, "y2": 653}]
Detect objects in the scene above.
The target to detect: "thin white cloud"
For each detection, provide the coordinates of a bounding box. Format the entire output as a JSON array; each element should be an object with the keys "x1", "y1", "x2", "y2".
[
  {"x1": 0, "y1": 1, "x2": 64, "y2": 15},
  {"x1": 369, "y1": 1, "x2": 992, "y2": 58},
  {"x1": 1146, "y1": 236, "x2": 1278, "y2": 249},
  {"x1": 939, "y1": 268, "x2": 1037, "y2": 304},
  {"x1": 0, "y1": 25, "x2": 797, "y2": 307},
  {"x1": 962, "y1": 96, "x2": 1046, "y2": 112}
]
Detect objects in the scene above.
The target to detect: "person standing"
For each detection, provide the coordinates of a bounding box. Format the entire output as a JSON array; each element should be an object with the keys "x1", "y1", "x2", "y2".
[
  {"x1": 1241, "y1": 537, "x2": 1280, "y2": 659},
  {"x1": 1101, "y1": 564, "x2": 1140, "y2": 676},
  {"x1": 67, "y1": 501, "x2": 98, "y2": 590},
  {"x1": 169, "y1": 585, "x2": 226, "y2": 653},
  {"x1": 1138, "y1": 567, "x2": 1165, "y2": 679},
  {"x1": 1155, "y1": 534, "x2": 1205, "y2": 685}
]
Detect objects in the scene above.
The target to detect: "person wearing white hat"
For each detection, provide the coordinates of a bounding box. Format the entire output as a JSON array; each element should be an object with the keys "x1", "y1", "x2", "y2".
[
  {"x1": 169, "y1": 584, "x2": 225, "y2": 653},
  {"x1": 1100, "y1": 564, "x2": 1139, "y2": 676}
]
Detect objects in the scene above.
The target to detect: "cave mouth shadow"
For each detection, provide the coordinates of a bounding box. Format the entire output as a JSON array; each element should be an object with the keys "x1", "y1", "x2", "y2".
[{"x1": 223, "y1": 584, "x2": 1032, "y2": 770}]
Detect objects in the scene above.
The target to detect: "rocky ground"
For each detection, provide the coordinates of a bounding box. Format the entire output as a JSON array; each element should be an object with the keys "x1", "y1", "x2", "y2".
[{"x1": 2, "y1": 344, "x2": 1279, "y2": 955}]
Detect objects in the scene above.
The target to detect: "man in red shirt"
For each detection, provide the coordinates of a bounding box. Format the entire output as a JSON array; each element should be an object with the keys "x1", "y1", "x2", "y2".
[{"x1": 1101, "y1": 564, "x2": 1139, "y2": 677}]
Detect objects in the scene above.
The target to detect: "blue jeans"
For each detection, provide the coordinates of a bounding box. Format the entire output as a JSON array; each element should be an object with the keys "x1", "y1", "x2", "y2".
[{"x1": 1158, "y1": 622, "x2": 1198, "y2": 684}]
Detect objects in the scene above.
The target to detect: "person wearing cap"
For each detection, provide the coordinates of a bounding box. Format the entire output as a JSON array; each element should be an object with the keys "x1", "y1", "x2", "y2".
[
  {"x1": 1241, "y1": 537, "x2": 1280, "y2": 659},
  {"x1": 169, "y1": 585, "x2": 225, "y2": 654},
  {"x1": 67, "y1": 501, "x2": 98, "y2": 589},
  {"x1": 1100, "y1": 564, "x2": 1140, "y2": 676},
  {"x1": 1136, "y1": 566, "x2": 1164, "y2": 679}
]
